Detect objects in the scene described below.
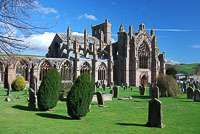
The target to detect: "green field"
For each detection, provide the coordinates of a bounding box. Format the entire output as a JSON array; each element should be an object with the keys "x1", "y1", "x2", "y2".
[
  {"x1": 176, "y1": 63, "x2": 199, "y2": 74},
  {"x1": 0, "y1": 87, "x2": 200, "y2": 134}
]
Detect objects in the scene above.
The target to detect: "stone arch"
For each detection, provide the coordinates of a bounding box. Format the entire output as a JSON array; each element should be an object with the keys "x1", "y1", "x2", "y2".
[
  {"x1": 60, "y1": 60, "x2": 72, "y2": 81},
  {"x1": 15, "y1": 59, "x2": 29, "y2": 81},
  {"x1": 0, "y1": 61, "x2": 4, "y2": 82},
  {"x1": 98, "y1": 62, "x2": 107, "y2": 81},
  {"x1": 39, "y1": 60, "x2": 52, "y2": 81},
  {"x1": 80, "y1": 62, "x2": 91, "y2": 75},
  {"x1": 141, "y1": 75, "x2": 148, "y2": 87},
  {"x1": 138, "y1": 41, "x2": 150, "y2": 69}
]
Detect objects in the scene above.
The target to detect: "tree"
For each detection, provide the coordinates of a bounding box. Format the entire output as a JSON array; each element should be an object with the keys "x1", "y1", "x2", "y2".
[
  {"x1": 0, "y1": 0, "x2": 50, "y2": 58},
  {"x1": 37, "y1": 68, "x2": 61, "y2": 111},
  {"x1": 166, "y1": 67, "x2": 177, "y2": 78},
  {"x1": 67, "y1": 74, "x2": 94, "y2": 120}
]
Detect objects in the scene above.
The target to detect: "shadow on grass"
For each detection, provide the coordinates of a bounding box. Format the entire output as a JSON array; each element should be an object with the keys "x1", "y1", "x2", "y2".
[
  {"x1": 12, "y1": 105, "x2": 40, "y2": 111},
  {"x1": 36, "y1": 113, "x2": 73, "y2": 120},
  {"x1": 131, "y1": 95, "x2": 151, "y2": 99},
  {"x1": 181, "y1": 101, "x2": 193, "y2": 102},
  {"x1": 117, "y1": 123, "x2": 147, "y2": 127}
]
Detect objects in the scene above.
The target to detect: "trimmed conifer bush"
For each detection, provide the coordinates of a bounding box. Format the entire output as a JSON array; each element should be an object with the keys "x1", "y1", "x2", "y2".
[
  {"x1": 67, "y1": 73, "x2": 94, "y2": 119},
  {"x1": 38, "y1": 68, "x2": 61, "y2": 111},
  {"x1": 11, "y1": 76, "x2": 26, "y2": 91},
  {"x1": 157, "y1": 75, "x2": 182, "y2": 97}
]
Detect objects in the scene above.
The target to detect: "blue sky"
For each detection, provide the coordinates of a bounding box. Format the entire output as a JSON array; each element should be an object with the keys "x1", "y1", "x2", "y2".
[{"x1": 23, "y1": 0, "x2": 200, "y2": 64}]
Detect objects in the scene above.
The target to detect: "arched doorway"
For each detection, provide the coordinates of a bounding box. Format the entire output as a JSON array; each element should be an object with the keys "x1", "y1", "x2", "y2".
[{"x1": 141, "y1": 75, "x2": 148, "y2": 87}]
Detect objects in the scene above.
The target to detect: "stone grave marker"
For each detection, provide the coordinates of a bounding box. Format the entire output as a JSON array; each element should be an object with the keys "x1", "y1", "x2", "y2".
[
  {"x1": 96, "y1": 91, "x2": 104, "y2": 106},
  {"x1": 131, "y1": 88, "x2": 133, "y2": 92},
  {"x1": 194, "y1": 90, "x2": 200, "y2": 102},
  {"x1": 123, "y1": 86, "x2": 126, "y2": 91},
  {"x1": 113, "y1": 86, "x2": 119, "y2": 98},
  {"x1": 140, "y1": 86, "x2": 146, "y2": 95},
  {"x1": 28, "y1": 88, "x2": 36, "y2": 109},
  {"x1": 102, "y1": 84, "x2": 106, "y2": 91},
  {"x1": 6, "y1": 83, "x2": 11, "y2": 96},
  {"x1": 187, "y1": 86, "x2": 194, "y2": 99},
  {"x1": 183, "y1": 82, "x2": 186, "y2": 93},
  {"x1": 149, "y1": 83, "x2": 154, "y2": 97},
  {"x1": 146, "y1": 98, "x2": 164, "y2": 128},
  {"x1": 152, "y1": 86, "x2": 159, "y2": 99}
]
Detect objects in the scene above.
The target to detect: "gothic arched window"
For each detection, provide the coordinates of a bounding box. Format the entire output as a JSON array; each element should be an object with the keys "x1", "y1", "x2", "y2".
[
  {"x1": 80, "y1": 62, "x2": 91, "y2": 75},
  {"x1": 16, "y1": 60, "x2": 29, "y2": 81},
  {"x1": 138, "y1": 42, "x2": 150, "y2": 69},
  {"x1": 61, "y1": 61, "x2": 72, "y2": 80},
  {"x1": 98, "y1": 63, "x2": 107, "y2": 80},
  {"x1": 40, "y1": 60, "x2": 51, "y2": 81},
  {"x1": 0, "y1": 62, "x2": 3, "y2": 82}
]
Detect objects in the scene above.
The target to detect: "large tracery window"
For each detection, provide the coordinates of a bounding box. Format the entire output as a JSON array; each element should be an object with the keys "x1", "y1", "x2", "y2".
[
  {"x1": 40, "y1": 60, "x2": 51, "y2": 81},
  {"x1": 98, "y1": 63, "x2": 107, "y2": 80},
  {"x1": 61, "y1": 61, "x2": 72, "y2": 80},
  {"x1": 138, "y1": 42, "x2": 150, "y2": 69},
  {"x1": 16, "y1": 60, "x2": 29, "y2": 81},
  {"x1": 80, "y1": 62, "x2": 91, "y2": 75},
  {"x1": 0, "y1": 62, "x2": 3, "y2": 82}
]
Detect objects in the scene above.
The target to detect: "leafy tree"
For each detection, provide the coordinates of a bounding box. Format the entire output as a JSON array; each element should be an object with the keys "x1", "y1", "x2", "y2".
[
  {"x1": 166, "y1": 67, "x2": 177, "y2": 78},
  {"x1": 157, "y1": 75, "x2": 182, "y2": 97},
  {"x1": 67, "y1": 74, "x2": 94, "y2": 119},
  {"x1": 38, "y1": 68, "x2": 61, "y2": 111}
]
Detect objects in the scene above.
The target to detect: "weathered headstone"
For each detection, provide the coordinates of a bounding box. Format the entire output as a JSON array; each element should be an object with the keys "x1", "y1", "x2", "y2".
[
  {"x1": 149, "y1": 83, "x2": 154, "y2": 97},
  {"x1": 152, "y1": 86, "x2": 159, "y2": 99},
  {"x1": 187, "y1": 87, "x2": 194, "y2": 99},
  {"x1": 140, "y1": 86, "x2": 146, "y2": 95},
  {"x1": 110, "y1": 90, "x2": 113, "y2": 94},
  {"x1": 102, "y1": 84, "x2": 106, "y2": 91},
  {"x1": 6, "y1": 83, "x2": 11, "y2": 96},
  {"x1": 146, "y1": 98, "x2": 164, "y2": 128},
  {"x1": 123, "y1": 86, "x2": 126, "y2": 91},
  {"x1": 96, "y1": 91, "x2": 104, "y2": 106},
  {"x1": 131, "y1": 88, "x2": 133, "y2": 92},
  {"x1": 113, "y1": 86, "x2": 119, "y2": 98},
  {"x1": 183, "y1": 82, "x2": 186, "y2": 93},
  {"x1": 194, "y1": 90, "x2": 200, "y2": 102},
  {"x1": 28, "y1": 88, "x2": 36, "y2": 109}
]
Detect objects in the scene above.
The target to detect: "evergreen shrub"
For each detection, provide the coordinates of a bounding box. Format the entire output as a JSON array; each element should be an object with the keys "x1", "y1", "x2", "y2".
[
  {"x1": 67, "y1": 73, "x2": 94, "y2": 119},
  {"x1": 38, "y1": 68, "x2": 61, "y2": 110},
  {"x1": 11, "y1": 76, "x2": 26, "y2": 91}
]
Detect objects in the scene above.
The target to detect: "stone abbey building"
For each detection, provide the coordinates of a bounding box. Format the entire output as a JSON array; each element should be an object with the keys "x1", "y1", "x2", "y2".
[{"x1": 0, "y1": 19, "x2": 165, "y2": 89}]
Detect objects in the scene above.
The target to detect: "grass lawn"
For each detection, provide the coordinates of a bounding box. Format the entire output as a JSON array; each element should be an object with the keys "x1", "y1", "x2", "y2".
[
  {"x1": 0, "y1": 87, "x2": 200, "y2": 134},
  {"x1": 177, "y1": 63, "x2": 199, "y2": 74}
]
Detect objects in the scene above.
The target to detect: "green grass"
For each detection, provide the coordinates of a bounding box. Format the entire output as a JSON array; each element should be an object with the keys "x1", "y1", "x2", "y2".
[
  {"x1": 0, "y1": 87, "x2": 200, "y2": 134},
  {"x1": 176, "y1": 63, "x2": 200, "y2": 74}
]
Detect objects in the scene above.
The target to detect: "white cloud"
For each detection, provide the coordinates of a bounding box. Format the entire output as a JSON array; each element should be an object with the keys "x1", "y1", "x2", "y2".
[
  {"x1": 147, "y1": 28, "x2": 193, "y2": 32},
  {"x1": 191, "y1": 45, "x2": 200, "y2": 48},
  {"x1": 78, "y1": 13, "x2": 97, "y2": 21},
  {"x1": 33, "y1": 1, "x2": 58, "y2": 15},
  {"x1": 25, "y1": 32, "x2": 55, "y2": 51},
  {"x1": 111, "y1": 38, "x2": 116, "y2": 43},
  {"x1": 72, "y1": 32, "x2": 84, "y2": 36},
  {"x1": 166, "y1": 59, "x2": 179, "y2": 65}
]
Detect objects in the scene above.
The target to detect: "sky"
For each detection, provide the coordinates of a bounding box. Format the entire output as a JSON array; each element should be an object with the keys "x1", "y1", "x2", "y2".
[{"x1": 22, "y1": 0, "x2": 200, "y2": 64}]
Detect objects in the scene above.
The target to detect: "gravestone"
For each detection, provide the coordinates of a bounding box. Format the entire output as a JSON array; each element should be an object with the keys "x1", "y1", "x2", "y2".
[
  {"x1": 140, "y1": 86, "x2": 146, "y2": 95},
  {"x1": 152, "y1": 86, "x2": 159, "y2": 99},
  {"x1": 28, "y1": 88, "x2": 36, "y2": 109},
  {"x1": 149, "y1": 83, "x2": 154, "y2": 97},
  {"x1": 123, "y1": 86, "x2": 126, "y2": 91},
  {"x1": 113, "y1": 86, "x2": 119, "y2": 98},
  {"x1": 194, "y1": 90, "x2": 200, "y2": 102},
  {"x1": 183, "y1": 82, "x2": 186, "y2": 93},
  {"x1": 6, "y1": 83, "x2": 11, "y2": 96},
  {"x1": 102, "y1": 84, "x2": 106, "y2": 91},
  {"x1": 187, "y1": 87, "x2": 194, "y2": 99},
  {"x1": 146, "y1": 98, "x2": 164, "y2": 128},
  {"x1": 110, "y1": 90, "x2": 113, "y2": 95},
  {"x1": 96, "y1": 91, "x2": 104, "y2": 106},
  {"x1": 131, "y1": 88, "x2": 133, "y2": 92}
]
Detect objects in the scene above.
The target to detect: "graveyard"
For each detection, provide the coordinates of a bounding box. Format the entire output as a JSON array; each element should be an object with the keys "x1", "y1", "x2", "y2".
[{"x1": 1, "y1": 86, "x2": 200, "y2": 134}]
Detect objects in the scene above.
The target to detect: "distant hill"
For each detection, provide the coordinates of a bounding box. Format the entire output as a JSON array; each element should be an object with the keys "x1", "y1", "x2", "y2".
[
  {"x1": 166, "y1": 63, "x2": 200, "y2": 75},
  {"x1": 0, "y1": 53, "x2": 45, "y2": 58}
]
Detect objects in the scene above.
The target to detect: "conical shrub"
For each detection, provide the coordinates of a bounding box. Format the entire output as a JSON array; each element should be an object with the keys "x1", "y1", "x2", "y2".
[
  {"x1": 38, "y1": 68, "x2": 61, "y2": 110},
  {"x1": 67, "y1": 73, "x2": 94, "y2": 119},
  {"x1": 11, "y1": 76, "x2": 26, "y2": 91}
]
